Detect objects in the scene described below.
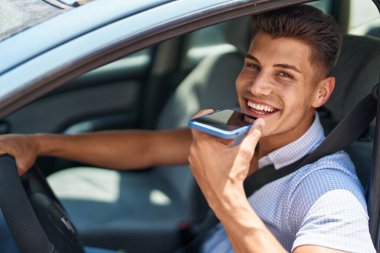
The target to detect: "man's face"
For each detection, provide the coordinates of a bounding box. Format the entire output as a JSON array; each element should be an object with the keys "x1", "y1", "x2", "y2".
[{"x1": 236, "y1": 32, "x2": 327, "y2": 148}]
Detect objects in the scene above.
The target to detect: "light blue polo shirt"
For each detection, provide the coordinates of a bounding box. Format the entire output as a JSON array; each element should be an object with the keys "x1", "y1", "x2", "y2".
[{"x1": 202, "y1": 114, "x2": 375, "y2": 253}]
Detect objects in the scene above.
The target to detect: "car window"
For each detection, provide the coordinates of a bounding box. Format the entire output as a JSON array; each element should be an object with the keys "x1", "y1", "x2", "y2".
[
  {"x1": 348, "y1": 0, "x2": 380, "y2": 36},
  {"x1": 85, "y1": 48, "x2": 152, "y2": 77},
  {"x1": 184, "y1": 22, "x2": 235, "y2": 68}
]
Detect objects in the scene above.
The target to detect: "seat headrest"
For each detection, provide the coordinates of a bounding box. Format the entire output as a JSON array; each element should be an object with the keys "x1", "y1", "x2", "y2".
[{"x1": 327, "y1": 35, "x2": 380, "y2": 120}]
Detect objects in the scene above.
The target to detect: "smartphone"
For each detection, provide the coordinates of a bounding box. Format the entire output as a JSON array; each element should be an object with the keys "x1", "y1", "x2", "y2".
[{"x1": 188, "y1": 109, "x2": 257, "y2": 139}]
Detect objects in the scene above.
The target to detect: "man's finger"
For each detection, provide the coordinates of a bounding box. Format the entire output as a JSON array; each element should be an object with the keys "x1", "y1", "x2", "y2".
[
  {"x1": 235, "y1": 118, "x2": 266, "y2": 166},
  {"x1": 242, "y1": 118, "x2": 265, "y2": 147},
  {"x1": 252, "y1": 118, "x2": 265, "y2": 133},
  {"x1": 191, "y1": 109, "x2": 215, "y2": 119}
]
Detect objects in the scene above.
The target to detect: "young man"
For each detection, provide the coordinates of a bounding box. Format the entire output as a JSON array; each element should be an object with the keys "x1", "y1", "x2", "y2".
[{"x1": 0, "y1": 4, "x2": 375, "y2": 253}]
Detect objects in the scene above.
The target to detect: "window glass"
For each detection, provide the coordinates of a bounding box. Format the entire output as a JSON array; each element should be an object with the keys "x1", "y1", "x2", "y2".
[
  {"x1": 85, "y1": 48, "x2": 151, "y2": 76},
  {"x1": 189, "y1": 22, "x2": 227, "y2": 48},
  {"x1": 98, "y1": 49, "x2": 149, "y2": 72},
  {"x1": 59, "y1": 47, "x2": 152, "y2": 95},
  {"x1": 348, "y1": 0, "x2": 380, "y2": 36},
  {"x1": 185, "y1": 22, "x2": 234, "y2": 67}
]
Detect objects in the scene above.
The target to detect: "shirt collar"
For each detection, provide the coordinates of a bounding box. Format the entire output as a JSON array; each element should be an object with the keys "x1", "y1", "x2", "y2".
[{"x1": 258, "y1": 113, "x2": 325, "y2": 170}]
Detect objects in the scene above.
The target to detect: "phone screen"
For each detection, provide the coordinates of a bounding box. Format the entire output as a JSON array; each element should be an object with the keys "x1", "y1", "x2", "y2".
[{"x1": 194, "y1": 110, "x2": 256, "y2": 131}]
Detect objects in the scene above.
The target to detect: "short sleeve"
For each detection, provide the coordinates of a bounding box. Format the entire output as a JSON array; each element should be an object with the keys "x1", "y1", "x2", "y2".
[{"x1": 292, "y1": 189, "x2": 375, "y2": 253}]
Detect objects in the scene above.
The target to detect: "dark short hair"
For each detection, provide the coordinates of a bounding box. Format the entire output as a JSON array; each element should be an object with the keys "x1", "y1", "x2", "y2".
[{"x1": 252, "y1": 5, "x2": 342, "y2": 75}]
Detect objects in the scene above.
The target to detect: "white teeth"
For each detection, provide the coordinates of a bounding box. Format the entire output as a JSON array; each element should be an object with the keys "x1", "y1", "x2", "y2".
[{"x1": 247, "y1": 101, "x2": 275, "y2": 113}]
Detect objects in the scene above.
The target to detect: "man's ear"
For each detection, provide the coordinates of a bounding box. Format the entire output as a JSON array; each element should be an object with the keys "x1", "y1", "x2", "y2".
[{"x1": 312, "y1": 76, "x2": 335, "y2": 108}]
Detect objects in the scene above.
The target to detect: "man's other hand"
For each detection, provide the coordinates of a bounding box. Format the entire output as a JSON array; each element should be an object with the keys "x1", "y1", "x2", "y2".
[{"x1": 0, "y1": 134, "x2": 39, "y2": 175}]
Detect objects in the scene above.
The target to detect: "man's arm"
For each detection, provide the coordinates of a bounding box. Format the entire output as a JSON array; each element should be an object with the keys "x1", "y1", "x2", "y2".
[
  {"x1": 215, "y1": 188, "x2": 287, "y2": 252},
  {"x1": 0, "y1": 128, "x2": 192, "y2": 174}
]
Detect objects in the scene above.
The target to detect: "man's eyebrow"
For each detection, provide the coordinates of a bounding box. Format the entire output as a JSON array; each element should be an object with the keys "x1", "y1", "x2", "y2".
[
  {"x1": 245, "y1": 53, "x2": 302, "y2": 74},
  {"x1": 274, "y1": 64, "x2": 302, "y2": 74},
  {"x1": 244, "y1": 53, "x2": 259, "y2": 62}
]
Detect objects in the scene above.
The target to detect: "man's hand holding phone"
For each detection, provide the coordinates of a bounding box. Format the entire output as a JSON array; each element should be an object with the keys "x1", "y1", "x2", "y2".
[{"x1": 188, "y1": 109, "x2": 265, "y2": 219}]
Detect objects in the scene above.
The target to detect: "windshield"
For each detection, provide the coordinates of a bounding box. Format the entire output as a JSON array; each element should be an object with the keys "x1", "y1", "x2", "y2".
[{"x1": 0, "y1": 0, "x2": 94, "y2": 41}]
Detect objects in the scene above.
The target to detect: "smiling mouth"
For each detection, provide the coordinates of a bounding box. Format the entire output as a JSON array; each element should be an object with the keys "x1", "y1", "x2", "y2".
[{"x1": 246, "y1": 100, "x2": 279, "y2": 116}]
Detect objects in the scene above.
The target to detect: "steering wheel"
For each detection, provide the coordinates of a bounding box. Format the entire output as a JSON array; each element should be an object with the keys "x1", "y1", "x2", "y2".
[{"x1": 0, "y1": 155, "x2": 85, "y2": 253}]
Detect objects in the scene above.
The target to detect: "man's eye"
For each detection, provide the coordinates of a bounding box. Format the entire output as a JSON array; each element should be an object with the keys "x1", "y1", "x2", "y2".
[
  {"x1": 245, "y1": 63, "x2": 260, "y2": 70},
  {"x1": 278, "y1": 71, "x2": 293, "y2": 79}
]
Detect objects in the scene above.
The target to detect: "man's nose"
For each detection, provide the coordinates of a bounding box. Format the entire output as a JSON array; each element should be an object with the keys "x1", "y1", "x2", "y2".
[{"x1": 248, "y1": 73, "x2": 272, "y2": 96}]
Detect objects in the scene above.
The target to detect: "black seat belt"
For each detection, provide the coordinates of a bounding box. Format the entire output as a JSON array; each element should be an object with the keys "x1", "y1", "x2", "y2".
[{"x1": 178, "y1": 85, "x2": 378, "y2": 253}]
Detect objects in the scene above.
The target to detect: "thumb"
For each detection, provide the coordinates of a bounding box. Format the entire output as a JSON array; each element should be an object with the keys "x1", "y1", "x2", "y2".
[
  {"x1": 243, "y1": 118, "x2": 265, "y2": 147},
  {"x1": 235, "y1": 118, "x2": 265, "y2": 166}
]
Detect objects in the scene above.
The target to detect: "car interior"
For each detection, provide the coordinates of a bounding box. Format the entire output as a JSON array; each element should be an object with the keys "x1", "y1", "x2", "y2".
[{"x1": 1, "y1": 0, "x2": 380, "y2": 252}]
